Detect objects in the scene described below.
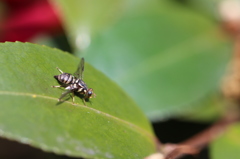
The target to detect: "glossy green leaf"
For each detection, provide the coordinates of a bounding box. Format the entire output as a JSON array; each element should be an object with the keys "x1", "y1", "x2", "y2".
[
  {"x1": 0, "y1": 42, "x2": 156, "y2": 158},
  {"x1": 56, "y1": 0, "x2": 231, "y2": 120},
  {"x1": 211, "y1": 123, "x2": 240, "y2": 159}
]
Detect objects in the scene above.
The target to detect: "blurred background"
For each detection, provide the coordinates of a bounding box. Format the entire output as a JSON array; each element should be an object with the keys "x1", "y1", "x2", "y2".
[{"x1": 0, "y1": 0, "x2": 239, "y2": 159}]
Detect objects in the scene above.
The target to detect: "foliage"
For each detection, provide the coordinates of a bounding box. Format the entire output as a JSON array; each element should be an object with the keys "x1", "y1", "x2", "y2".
[
  {"x1": 0, "y1": 42, "x2": 156, "y2": 158},
  {"x1": 0, "y1": 0, "x2": 239, "y2": 158},
  {"x1": 57, "y1": 0, "x2": 231, "y2": 120}
]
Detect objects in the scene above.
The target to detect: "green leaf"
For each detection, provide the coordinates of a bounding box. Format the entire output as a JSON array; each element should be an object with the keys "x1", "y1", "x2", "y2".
[
  {"x1": 55, "y1": 0, "x2": 129, "y2": 50},
  {"x1": 57, "y1": 0, "x2": 231, "y2": 120},
  {"x1": 211, "y1": 123, "x2": 240, "y2": 159},
  {"x1": 175, "y1": 92, "x2": 226, "y2": 122},
  {"x1": 170, "y1": 0, "x2": 220, "y2": 19},
  {"x1": 55, "y1": 0, "x2": 231, "y2": 120},
  {"x1": 0, "y1": 42, "x2": 156, "y2": 158}
]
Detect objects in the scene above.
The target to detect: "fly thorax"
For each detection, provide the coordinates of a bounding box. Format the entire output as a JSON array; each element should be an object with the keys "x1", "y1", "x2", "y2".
[{"x1": 77, "y1": 87, "x2": 84, "y2": 92}]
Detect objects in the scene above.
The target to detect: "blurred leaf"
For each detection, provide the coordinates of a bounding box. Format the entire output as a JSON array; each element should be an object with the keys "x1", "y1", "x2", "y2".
[
  {"x1": 170, "y1": 0, "x2": 221, "y2": 20},
  {"x1": 57, "y1": 0, "x2": 231, "y2": 120},
  {"x1": 55, "y1": 0, "x2": 129, "y2": 50},
  {"x1": 211, "y1": 123, "x2": 240, "y2": 159},
  {"x1": 0, "y1": 42, "x2": 156, "y2": 158},
  {"x1": 31, "y1": 34, "x2": 59, "y2": 48},
  {"x1": 32, "y1": 34, "x2": 72, "y2": 53},
  {"x1": 176, "y1": 92, "x2": 225, "y2": 122}
]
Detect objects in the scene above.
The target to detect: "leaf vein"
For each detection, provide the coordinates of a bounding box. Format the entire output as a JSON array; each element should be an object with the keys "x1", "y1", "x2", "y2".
[{"x1": 0, "y1": 90, "x2": 154, "y2": 139}]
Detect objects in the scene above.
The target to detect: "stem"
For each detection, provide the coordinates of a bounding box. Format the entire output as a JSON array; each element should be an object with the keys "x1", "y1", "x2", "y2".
[{"x1": 163, "y1": 114, "x2": 240, "y2": 159}]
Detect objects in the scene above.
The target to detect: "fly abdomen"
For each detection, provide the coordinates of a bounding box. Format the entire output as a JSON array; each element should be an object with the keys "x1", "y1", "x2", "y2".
[
  {"x1": 65, "y1": 75, "x2": 74, "y2": 84},
  {"x1": 54, "y1": 73, "x2": 74, "y2": 84}
]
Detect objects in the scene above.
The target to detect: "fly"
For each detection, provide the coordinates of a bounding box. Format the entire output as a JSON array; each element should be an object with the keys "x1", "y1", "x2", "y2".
[{"x1": 52, "y1": 58, "x2": 95, "y2": 105}]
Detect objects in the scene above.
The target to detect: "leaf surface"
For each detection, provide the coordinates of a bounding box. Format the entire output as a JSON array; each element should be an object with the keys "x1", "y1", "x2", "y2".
[
  {"x1": 211, "y1": 123, "x2": 240, "y2": 159},
  {"x1": 56, "y1": 0, "x2": 231, "y2": 120},
  {"x1": 0, "y1": 42, "x2": 156, "y2": 158}
]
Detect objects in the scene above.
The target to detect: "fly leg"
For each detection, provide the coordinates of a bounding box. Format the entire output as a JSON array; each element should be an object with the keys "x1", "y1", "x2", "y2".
[
  {"x1": 52, "y1": 85, "x2": 64, "y2": 88},
  {"x1": 82, "y1": 98, "x2": 86, "y2": 106},
  {"x1": 58, "y1": 90, "x2": 73, "y2": 102},
  {"x1": 56, "y1": 67, "x2": 64, "y2": 74},
  {"x1": 69, "y1": 92, "x2": 75, "y2": 105}
]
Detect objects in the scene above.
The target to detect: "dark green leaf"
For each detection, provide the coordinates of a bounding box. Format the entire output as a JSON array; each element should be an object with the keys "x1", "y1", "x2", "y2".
[{"x1": 0, "y1": 42, "x2": 156, "y2": 158}]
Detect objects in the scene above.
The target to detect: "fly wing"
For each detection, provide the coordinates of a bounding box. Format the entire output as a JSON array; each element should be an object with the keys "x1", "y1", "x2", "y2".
[{"x1": 74, "y1": 58, "x2": 84, "y2": 79}]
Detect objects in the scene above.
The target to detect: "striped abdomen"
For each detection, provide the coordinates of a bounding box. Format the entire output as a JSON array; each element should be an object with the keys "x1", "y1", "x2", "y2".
[{"x1": 54, "y1": 73, "x2": 76, "y2": 84}]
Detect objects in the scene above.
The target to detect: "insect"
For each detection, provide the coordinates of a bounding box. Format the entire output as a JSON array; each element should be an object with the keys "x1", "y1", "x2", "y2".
[{"x1": 52, "y1": 58, "x2": 95, "y2": 105}]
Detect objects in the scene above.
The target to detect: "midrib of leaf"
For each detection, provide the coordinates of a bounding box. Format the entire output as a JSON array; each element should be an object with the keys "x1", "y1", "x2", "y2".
[
  {"x1": 0, "y1": 90, "x2": 154, "y2": 139},
  {"x1": 118, "y1": 30, "x2": 227, "y2": 84}
]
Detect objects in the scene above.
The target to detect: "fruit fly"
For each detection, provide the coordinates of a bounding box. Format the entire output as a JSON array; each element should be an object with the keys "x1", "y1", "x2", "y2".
[{"x1": 52, "y1": 58, "x2": 95, "y2": 105}]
